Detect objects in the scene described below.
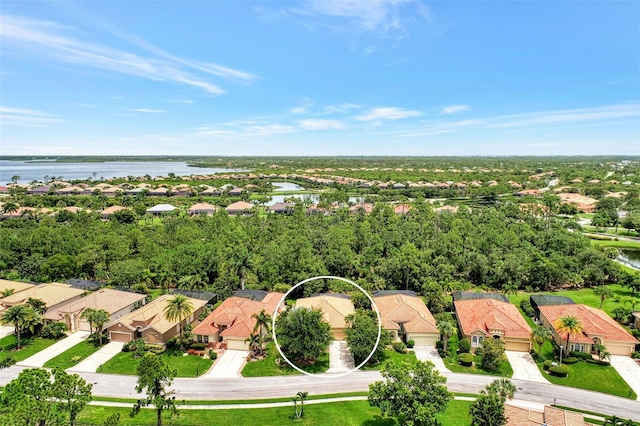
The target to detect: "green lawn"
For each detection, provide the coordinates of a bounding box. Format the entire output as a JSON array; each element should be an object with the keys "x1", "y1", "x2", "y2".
[
  {"x1": 441, "y1": 333, "x2": 513, "y2": 378},
  {"x1": 76, "y1": 399, "x2": 473, "y2": 426},
  {"x1": 242, "y1": 342, "x2": 330, "y2": 377},
  {"x1": 99, "y1": 347, "x2": 213, "y2": 377},
  {"x1": 43, "y1": 340, "x2": 102, "y2": 369},
  {"x1": 0, "y1": 335, "x2": 57, "y2": 362},
  {"x1": 534, "y1": 341, "x2": 637, "y2": 399},
  {"x1": 589, "y1": 238, "x2": 640, "y2": 249},
  {"x1": 509, "y1": 284, "x2": 631, "y2": 318},
  {"x1": 361, "y1": 349, "x2": 417, "y2": 370}
]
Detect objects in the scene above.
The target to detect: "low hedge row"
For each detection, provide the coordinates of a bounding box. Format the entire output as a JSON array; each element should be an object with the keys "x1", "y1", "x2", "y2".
[
  {"x1": 562, "y1": 357, "x2": 579, "y2": 365},
  {"x1": 569, "y1": 351, "x2": 592, "y2": 360},
  {"x1": 458, "y1": 353, "x2": 474, "y2": 367},
  {"x1": 548, "y1": 365, "x2": 569, "y2": 377}
]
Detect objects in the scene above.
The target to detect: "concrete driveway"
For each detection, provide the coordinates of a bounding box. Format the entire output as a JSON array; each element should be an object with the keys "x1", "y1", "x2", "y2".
[
  {"x1": 506, "y1": 351, "x2": 549, "y2": 383},
  {"x1": 414, "y1": 346, "x2": 450, "y2": 372},
  {"x1": 202, "y1": 350, "x2": 249, "y2": 379},
  {"x1": 610, "y1": 356, "x2": 640, "y2": 401},
  {"x1": 68, "y1": 342, "x2": 124, "y2": 373},
  {"x1": 327, "y1": 341, "x2": 355, "y2": 373},
  {"x1": 0, "y1": 326, "x2": 14, "y2": 339},
  {"x1": 18, "y1": 331, "x2": 90, "y2": 367}
]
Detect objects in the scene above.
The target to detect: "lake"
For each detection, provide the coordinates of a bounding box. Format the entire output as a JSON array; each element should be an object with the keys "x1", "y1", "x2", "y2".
[
  {"x1": 0, "y1": 160, "x2": 247, "y2": 184},
  {"x1": 272, "y1": 182, "x2": 305, "y2": 192},
  {"x1": 618, "y1": 249, "x2": 640, "y2": 270},
  {"x1": 265, "y1": 194, "x2": 365, "y2": 206}
]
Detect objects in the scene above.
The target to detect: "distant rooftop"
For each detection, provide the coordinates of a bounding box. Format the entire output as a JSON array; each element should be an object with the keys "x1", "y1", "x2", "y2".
[
  {"x1": 309, "y1": 292, "x2": 351, "y2": 300},
  {"x1": 372, "y1": 290, "x2": 418, "y2": 298},
  {"x1": 452, "y1": 291, "x2": 508, "y2": 302}
]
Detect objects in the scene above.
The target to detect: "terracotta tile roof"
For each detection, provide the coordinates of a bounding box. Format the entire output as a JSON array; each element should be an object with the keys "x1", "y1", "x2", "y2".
[
  {"x1": 43, "y1": 289, "x2": 146, "y2": 321},
  {"x1": 295, "y1": 294, "x2": 355, "y2": 329},
  {"x1": 539, "y1": 304, "x2": 638, "y2": 344},
  {"x1": 193, "y1": 293, "x2": 284, "y2": 339},
  {"x1": 454, "y1": 299, "x2": 532, "y2": 339},
  {"x1": 374, "y1": 294, "x2": 437, "y2": 334}
]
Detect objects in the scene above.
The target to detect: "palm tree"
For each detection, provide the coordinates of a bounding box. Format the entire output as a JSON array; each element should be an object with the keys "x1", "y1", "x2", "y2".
[
  {"x1": 553, "y1": 315, "x2": 583, "y2": 364},
  {"x1": 486, "y1": 378, "x2": 516, "y2": 400},
  {"x1": 1, "y1": 202, "x2": 19, "y2": 216},
  {"x1": 594, "y1": 286, "x2": 614, "y2": 310},
  {"x1": 1, "y1": 305, "x2": 31, "y2": 349},
  {"x1": 437, "y1": 320, "x2": 456, "y2": 354},
  {"x1": 296, "y1": 391, "x2": 308, "y2": 418},
  {"x1": 245, "y1": 332, "x2": 262, "y2": 358},
  {"x1": 252, "y1": 309, "x2": 272, "y2": 339},
  {"x1": 92, "y1": 309, "x2": 110, "y2": 346},
  {"x1": 81, "y1": 308, "x2": 97, "y2": 336},
  {"x1": 163, "y1": 295, "x2": 194, "y2": 347},
  {"x1": 230, "y1": 250, "x2": 254, "y2": 290},
  {"x1": 531, "y1": 327, "x2": 552, "y2": 356}
]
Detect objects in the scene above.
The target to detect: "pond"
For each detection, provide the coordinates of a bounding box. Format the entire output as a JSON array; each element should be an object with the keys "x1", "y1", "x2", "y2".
[
  {"x1": 271, "y1": 182, "x2": 305, "y2": 192},
  {"x1": 618, "y1": 249, "x2": 640, "y2": 270}
]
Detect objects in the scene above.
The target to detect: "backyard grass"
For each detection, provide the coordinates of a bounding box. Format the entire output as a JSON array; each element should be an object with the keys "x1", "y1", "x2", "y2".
[
  {"x1": 99, "y1": 347, "x2": 213, "y2": 377},
  {"x1": 43, "y1": 340, "x2": 101, "y2": 369},
  {"x1": 441, "y1": 333, "x2": 513, "y2": 378},
  {"x1": 0, "y1": 335, "x2": 57, "y2": 362},
  {"x1": 76, "y1": 399, "x2": 474, "y2": 426},
  {"x1": 241, "y1": 342, "x2": 330, "y2": 377},
  {"x1": 534, "y1": 341, "x2": 637, "y2": 399},
  {"x1": 589, "y1": 238, "x2": 640, "y2": 249},
  {"x1": 361, "y1": 349, "x2": 417, "y2": 370}
]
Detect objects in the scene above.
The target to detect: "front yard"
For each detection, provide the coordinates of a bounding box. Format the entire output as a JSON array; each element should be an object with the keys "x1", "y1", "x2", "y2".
[
  {"x1": 99, "y1": 346, "x2": 213, "y2": 377},
  {"x1": 441, "y1": 333, "x2": 514, "y2": 378},
  {"x1": 360, "y1": 348, "x2": 417, "y2": 370},
  {"x1": 43, "y1": 340, "x2": 102, "y2": 369},
  {"x1": 241, "y1": 342, "x2": 330, "y2": 377},
  {"x1": 0, "y1": 335, "x2": 57, "y2": 362}
]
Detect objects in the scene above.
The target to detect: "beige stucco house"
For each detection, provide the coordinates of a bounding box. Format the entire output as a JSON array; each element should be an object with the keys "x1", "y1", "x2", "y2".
[
  {"x1": 295, "y1": 294, "x2": 355, "y2": 340},
  {"x1": 374, "y1": 292, "x2": 439, "y2": 346}
]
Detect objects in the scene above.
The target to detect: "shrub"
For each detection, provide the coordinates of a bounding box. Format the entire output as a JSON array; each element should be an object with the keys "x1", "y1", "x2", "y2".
[
  {"x1": 165, "y1": 337, "x2": 178, "y2": 348},
  {"x1": 632, "y1": 351, "x2": 640, "y2": 360},
  {"x1": 631, "y1": 329, "x2": 640, "y2": 340},
  {"x1": 209, "y1": 350, "x2": 217, "y2": 360},
  {"x1": 438, "y1": 349, "x2": 447, "y2": 358},
  {"x1": 586, "y1": 358, "x2": 610, "y2": 366},
  {"x1": 70, "y1": 355, "x2": 82, "y2": 363},
  {"x1": 149, "y1": 347, "x2": 166, "y2": 355},
  {"x1": 543, "y1": 360, "x2": 553, "y2": 370},
  {"x1": 458, "y1": 339, "x2": 471, "y2": 354},
  {"x1": 393, "y1": 341, "x2": 407, "y2": 353},
  {"x1": 123, "y1": 338, "x2": 147, "y2": 353},
  {"x1": 435, "y1": 340, "x2": 444, "y2": 350},
  {"x1": 519, "y1": 299, "x2": 535, "y2": 318},
  {"x1": 187, "y1": 349, "x2": 196, "y2": 355},
  {"x1": 569, "y1": 351, "x2": 592, "y2": 360},
  {"x1": 41, "y1": 322, "x2": 68, "y2": 340},
  {"x1": 406, "y1": 340, "x2": 415, "y2": 349},
  {"x1": 190, "y1": 342, "x2": 206, "y2": 350},
  {"x1": 458, "y1": 352, "x2": 474, "y2": 367},
  {"x1": 548, "y1": 365, "x2": 569, "y2": 377},
  {"x1": 563, "y1": 357, "x2": 579, "y2": 365}
]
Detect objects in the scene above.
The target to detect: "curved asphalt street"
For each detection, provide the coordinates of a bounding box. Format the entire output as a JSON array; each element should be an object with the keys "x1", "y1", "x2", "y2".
[{"x1": 0, "y1": 366, "x2": 637, "y2": 421}]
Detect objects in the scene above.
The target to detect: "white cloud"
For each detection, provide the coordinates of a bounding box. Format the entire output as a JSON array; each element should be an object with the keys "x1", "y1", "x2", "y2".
[
  {"x1": 291, "y1": 106, "x2": 308, "y2": 114},
  {"x1": 354, "y1": 107, "x2": 422, "y2": 121},
  {"x1": 441, "y1": 104, "x2": 470, "y2": 114},
  {"x1": 0, "y1": 15, "x2": 256, "y2": 95},
  {"x1": 299, "y1": 119, "x2": 346, "y2": 130},
  {"x1": 0, "y1": 106, "x2": 58, "y2": 127},
  {"x1": 323, "y1": 103, "x2": 361, "y2": 114},
  {"x1": 170, "y1": 99, "x2": 194, "y2": 104},
  {"x1": 193, "y1": 123, "x2": 297, "y2": 139},
  {"x1": 130, "y1": 108, "x2": 165, "y2": 113}
]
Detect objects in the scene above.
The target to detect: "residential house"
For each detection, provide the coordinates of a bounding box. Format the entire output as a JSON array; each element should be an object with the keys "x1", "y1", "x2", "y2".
[
  {"x1": 373, "y1": 291, "x2": 439, "y2": 346},
  {"x1": 225, "y1": 201, "x2": 253, "y2": 215},
  {"x1": 505, "y1": 403, "x2": 593, "y2": 426},
  {"x1": 454, "y1": 299, "x2": 532, "y2": 352},
  {"x1": 349, "y1": 203, "x2": 374, "y2": 214},
  {"x1": 538, "y1": 304, "x2": 639, "y2": 356},
  {"x1": 27, "y1": 185, "x2": 51, "y2": 196},
  {"x1": 633, "y1": 311, "x2": 640, "y2": 329},
  {"x1": 0, "y1": 279, "x2": 35, "y2": 296},
  {"x1": 170, "y1": 290, "x2": 218, "y2": 306},
  {"x1": 295, "y1": 293, "x2": 355, "y2": 340},
  {"x1": 0, "y1": 282, "x2": 85, "y2": 312},
  {"x1": 146, "y1": 204, "x2": 176, "y2": 216},
  {"x1": 43, "y1": 289, "x2": 146, "y2": 332},
  {"x1": 393, "y1": 204, "x2": 413, "y2": 215},
  {"x1": 269, "y1": 202, "x2": 295, "y2": 214},
  {"x1": 101, "y1": 205, "x2": 125, "y2": 219},
  {"x1": 106, "y1": 294, "x2": 207, "y2": 344},
  {"x1": 188, "y1": 202, "x2": 217, "y2": 216},
  {"x1": 192, "y1": 292, "x2": 284, "y2": 350},
  {"x1": 529, "y1": 295, "x2": 575, "y2": 320},
  {"x1": 228, "y1": 187, "x2": 244, "y2": 197}
]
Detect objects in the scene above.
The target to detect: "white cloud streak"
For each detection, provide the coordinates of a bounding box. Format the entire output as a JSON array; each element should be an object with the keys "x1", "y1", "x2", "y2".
[
  {"x1": 0, "y1": 15, "x2": 256, "y2": 95},
  {"x1": 441, "y1": 104, "x2": 470, "y2": 114},
  {"x1": 354, "y1": 106, "x2": 422, "y2": 121},
  {"x1": 0, "y1": 106, "x2": 58, "y2": 127},
  {"x1": 130, "y1": 108, "x2": 165, "y2": 113},
  {"x1": 299, "y1": 119, "x2": 346, "y2": 130}
]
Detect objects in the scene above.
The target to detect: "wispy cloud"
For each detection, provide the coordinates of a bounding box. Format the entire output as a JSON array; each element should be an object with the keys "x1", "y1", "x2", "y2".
[
  {"x1": 606, "y1": 76, "x2": 634, "y2": 85},
  {"x1": 193, "y1": 123, "x2": 297, "y2": 139},
  {"x1": 0, "y1": 106, "x2": 58, "y2": 127},
  {"x1": 170, "y1": 99, "x2": 194, "y2": 104},
  {"x1": 130, "y1": 108, "x2": 165, "y2": 113},
  {"x1": 299, "y1": 119, "x2": 346, "y2": 130},
  {"x1": 354, "y1": 107, "x2": 422, "y2": 121},
  {"x1": 441, "y1": 104, "x2": 470, "y2": 114},
  {"x1": 322, "y1": 103, "x2": 361, "y2": 114},
  {"x1": 0, "y1": 15, "x2": 256, "y2": 95}
]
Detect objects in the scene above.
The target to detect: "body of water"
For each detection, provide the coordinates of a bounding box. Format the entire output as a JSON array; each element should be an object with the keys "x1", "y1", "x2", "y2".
[
  {"x1": 618, "y1": 249, "x2": 640, "y2": 270},
  {"x1": 0, "y1": 160, "x2": 247, "y2": 184},
  {"x1": 272, "y1": 182, "x2": 305, "y2": 192},
  {"x1": 265, "y1": 194, "x2": 364, "y2": 206}
]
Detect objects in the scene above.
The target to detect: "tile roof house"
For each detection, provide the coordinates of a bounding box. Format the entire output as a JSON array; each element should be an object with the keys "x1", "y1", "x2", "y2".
[
  {"x1": 146, "y1": 204, "x2": 176, "y2": 215},
  {"x1": 225, "y1": 201, "x2": 253, "y2": 215},
  {"x1": 106, "y1": 294, "x2": 207, "y2": 344},
  {"x1": 192, "y1": 292, "x2": 285, "y2": 350},
  {"x1": 0, "y1": 282, "x2": 85, "y2": 311},
  {"x1": 43, "y1": 288, "x2": 146, "y2": 332},
  {"x1": 538, "y1": 304, "x2": 639, "y2": 356},
  {"x1": 188, "y1": 202, "x2": 217, "y2": 216},
  {"x1": 0, "y1": 279, "x2": 36, "y2": 296},
  {"x1": 393, "y1": 204, "x2": 413, "y2": 215},
  {"x1": 374, "y1": 292, "x2": 439, "y2": 346},
  {"x1": 505, "y1": 403, "x2": 593, "y2": 426},
  {"x1": 101, "y1": 205, "x2": 125, "y2": 219},
  {"x1": 454, "y1": 299, "x2": 532, "y2": 352},
  {"x1": 295, "y1": 294, "x2": 355, "y2": 340}
]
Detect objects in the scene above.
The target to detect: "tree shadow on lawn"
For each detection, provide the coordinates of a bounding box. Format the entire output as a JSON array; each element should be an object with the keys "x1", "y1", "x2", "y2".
[{"x1": 361, "y1": 416, "x2": 398, "y2": 425}]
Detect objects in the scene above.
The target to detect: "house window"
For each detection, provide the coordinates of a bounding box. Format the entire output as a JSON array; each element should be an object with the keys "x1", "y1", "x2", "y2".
[
  {"x1": 472, "y1": 336, "x2": 484, "y2": 347},
  {"x1": 570, "y1": 344, "x2": 585, "y2": 352},
  {"x1": 204, "y1": 336, "x2": 209, "y2": 344},
  {"x1": 197, "y1": 335, "x2": 203, "y2": 343}
]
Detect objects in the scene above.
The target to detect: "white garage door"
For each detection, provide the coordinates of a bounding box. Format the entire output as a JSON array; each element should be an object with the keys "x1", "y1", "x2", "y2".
[
  {"x1": 409, "y1": 334, "x2": 438, "y2": 347},
  {"x1": 226, "y1": 338, "x2": 249, "y2": 351}
]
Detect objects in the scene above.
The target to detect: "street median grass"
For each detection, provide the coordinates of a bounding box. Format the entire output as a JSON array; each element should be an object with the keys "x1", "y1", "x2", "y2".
[
  {"x1": 241, "y1": 342, "x2": 329, "y2": 377},
  {"x1": 99, "y1": 347, "x2": 213, "y2": 378},
  {"x1": 0, "y1": 335, "x2": 57, "y2": 362},
  {"x1": 44, "y1": 340, "x2": 101, "y2": 369},
  {"x1": 77, "y1": 399, "x2": 473, "y2": 426}
]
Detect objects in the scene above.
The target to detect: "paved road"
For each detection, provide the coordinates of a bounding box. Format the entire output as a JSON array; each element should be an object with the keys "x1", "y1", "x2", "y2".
[
  {"x1": 18, "y1": 331, "x2": 90, "y2": 367},
  {"x1": 0, "y1": 366, "x2": 638, "y2": 420},
  {"x1": 505, "y1": 351, "x2": 549, "y2": 384},
  {"x1": 68, "y1": 342, "x2": 124, "y2": 373}
]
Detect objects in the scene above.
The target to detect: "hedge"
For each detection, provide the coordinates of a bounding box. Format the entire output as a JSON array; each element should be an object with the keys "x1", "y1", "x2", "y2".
[
  {"x1": 543, "y1": 360, "x2": 553, "y2": 370},
  {"x1": 569, "y1": 351, "x2": 592, "y2": 360},
  {"x1": 563, "y1": 357, "x2": 579, "y2": 364},
  {"x1": 406, "y1": 340, "x2": 415, "y2": 349},
  {"x1": 549, "y1": 365, "x2": 569, "y2": 377},
  {"x1": 458, "y1": 353, "x2": 474, "y2": 367},
  {"x1": 190, "y1": 343, "x2": 207, "y2": 350},
  {"x1": 586, "y1": 358, "x2": 610, "y2": 366}
]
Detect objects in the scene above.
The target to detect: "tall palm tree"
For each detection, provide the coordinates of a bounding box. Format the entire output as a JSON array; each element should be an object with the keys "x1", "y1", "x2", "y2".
[
  {"x1": 230, "y1": 250, "x2": 254, "y2": 290},
  {"x1": 486, "y1": 378, "x2": 516, "y2": 400},
  {"x1": 1, "y1": 202, "x2": 19, "y2": 216},
  {"x1": 553, "y1": 315, "x2": 583, "y2": 364},
  {"x1": 594, "y1": 286, "x2": 613, "y2": 310},
  {"x1": 81, "y1": 308, "x2": 97, "y2": 336},
  {"x1": 437, "y1": 320, "x2": 456, "y2": 354},
  {"x1": 92, "y1": 309, "x2": 110, "y2": 346},
  {"x1": 531, "y1": 327, "x2": 552, "y2": 356},
  {"x1": 1, "y1": 305, "x2": 31, "y2": 349},
  {"x1": 245, "y1": 332, "x2": 262, "y2": 358},
  {"x1": 252, "y1": 309, "x2": 272, "y2": 339},
  {"x1": 163, "y1": 295, "x2": 194, "y2": 346}
]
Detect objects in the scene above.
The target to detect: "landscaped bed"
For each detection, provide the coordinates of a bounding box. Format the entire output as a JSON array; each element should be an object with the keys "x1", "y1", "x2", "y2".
[
  {"x1": 43, "y1": 340, "x2": 102, "y2": 369},
  {"x1": 360, "y1": 348, "x2": 417, "y2": 370},
  {"x1": 441, "y1": 333, "x2": 514, "y2": 378},
  {"x1": 0, "y1": 335, "x2": 57, "y2": 362},
  {"x1": 241, "y1": 342, "x2": 330, "y2": 377},
  {"x1": 99, "y1": 346, "x2": 213, "y2": 377}
]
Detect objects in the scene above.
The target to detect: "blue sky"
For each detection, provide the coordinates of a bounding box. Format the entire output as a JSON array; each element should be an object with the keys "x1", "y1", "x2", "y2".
[{"x1": 0, "y1": 1, "x2": 638, "y2": 156}]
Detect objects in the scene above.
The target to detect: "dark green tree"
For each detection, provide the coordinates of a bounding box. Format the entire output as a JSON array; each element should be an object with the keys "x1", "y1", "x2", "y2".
[
  {"x1": 276, "y1": 307, "x2": 332, "y2": 364},
  {"x1": 345, "y1": 310, "x2": 385, "y2": 365},
  {"x1": 131, "y1": 354, "x2": 177, "y2": 426}
]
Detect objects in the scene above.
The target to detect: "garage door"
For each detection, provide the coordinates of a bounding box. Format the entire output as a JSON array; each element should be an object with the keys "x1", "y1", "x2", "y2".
[
  {"x1": 110, "y1": 331, "x2": 132, "y2": 342},
  {"x1": 409, "y1": 334, "x2": 438, "y2": 347},
  {"x1": 77, "y1": 319, "x2": 91, "y2": 332},
  {"x1": 607, "y1": 343, "x2": 633, "y2": 356},
  {"x1": 505, "y1": 341, "x2": 530, "y2": 352},
  {"x1": 226, "y1": 338, "x2": 249, "y2": 351}
]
